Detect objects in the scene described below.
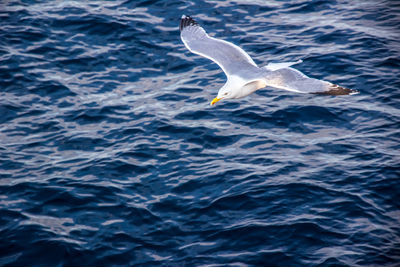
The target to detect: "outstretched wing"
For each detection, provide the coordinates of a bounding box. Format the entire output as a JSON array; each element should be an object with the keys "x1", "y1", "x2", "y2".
[
  {"x1": 180, "y1": 15, "x2": 257, "y2": 77},
  {"x1": 263, "y1": 67, "x2": 358, "y2": 95}
]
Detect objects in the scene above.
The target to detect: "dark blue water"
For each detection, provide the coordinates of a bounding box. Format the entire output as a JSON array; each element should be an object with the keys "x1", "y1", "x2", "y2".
[{"x1": 1, "y1": 0, "x2": 399, "y2": 266}]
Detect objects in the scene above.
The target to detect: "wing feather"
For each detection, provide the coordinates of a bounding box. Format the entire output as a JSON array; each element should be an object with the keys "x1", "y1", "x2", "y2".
[
  {"x1": 264, "y1": 67, "x2": 358, "y2": 95},
  {"x1": 180, "y1": 15, "x2": 257, "y2": 77}
]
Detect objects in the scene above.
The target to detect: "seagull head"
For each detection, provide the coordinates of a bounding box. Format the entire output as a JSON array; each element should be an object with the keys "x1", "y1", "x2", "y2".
[
  {"x1": 210, "y1": 83, "x2": 237, "y2": 105},
  {"x1": 210, "y1": 90, "x2": 230, "y2": 105},
  {"x1": 210, "y1": 78, "x2": 267, "y2": 105}
]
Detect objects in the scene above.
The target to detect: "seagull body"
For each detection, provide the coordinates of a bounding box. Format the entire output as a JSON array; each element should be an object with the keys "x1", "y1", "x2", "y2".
[{"x1": 179, "y1": 15, "x2": 358, "y2": 105}]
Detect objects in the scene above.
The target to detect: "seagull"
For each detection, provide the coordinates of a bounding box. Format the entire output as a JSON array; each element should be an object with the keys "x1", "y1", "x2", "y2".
[{"x1": 179, "y1": 15, "x2": 358, "y2": 105}]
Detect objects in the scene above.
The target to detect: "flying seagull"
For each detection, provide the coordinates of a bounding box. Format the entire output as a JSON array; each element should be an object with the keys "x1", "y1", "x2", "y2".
[{"x1": 179, "y1": 15, "x2": 358, "y2": 105}]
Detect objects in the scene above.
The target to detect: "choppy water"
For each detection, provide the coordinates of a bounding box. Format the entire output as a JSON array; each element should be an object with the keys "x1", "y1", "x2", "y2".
[{"x1": 1, "y1": 0, "x2": 400, "y2": 266}]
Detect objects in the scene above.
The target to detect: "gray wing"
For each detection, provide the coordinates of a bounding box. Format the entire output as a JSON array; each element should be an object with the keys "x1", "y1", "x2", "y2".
[
  {"x1": 263, "y1": 67, "x2": 358, "y2": 95},
  {"x1": 180, "y1": 15, "x2": 257, "y2": 77}
]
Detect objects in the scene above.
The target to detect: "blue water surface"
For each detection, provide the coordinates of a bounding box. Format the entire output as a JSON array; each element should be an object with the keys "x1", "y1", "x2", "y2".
[{"x1": 1, "y1": 0, "x2": 399, "y2": 266}]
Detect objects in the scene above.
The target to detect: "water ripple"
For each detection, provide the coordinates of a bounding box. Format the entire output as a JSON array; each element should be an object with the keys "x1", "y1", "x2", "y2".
[{"x1": 1, "y1": 0, "x2": 399, "y2": 266}]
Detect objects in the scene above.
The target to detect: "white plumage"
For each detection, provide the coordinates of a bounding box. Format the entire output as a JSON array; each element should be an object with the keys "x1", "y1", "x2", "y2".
[{"x1": 179, "y1": 15, "x2": 358, "y2": 105}]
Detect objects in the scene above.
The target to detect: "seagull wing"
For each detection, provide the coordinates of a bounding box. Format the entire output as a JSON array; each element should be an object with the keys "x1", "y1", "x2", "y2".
[
  {"x1": 263, "y1": 67, "x2": 358, "y2": 95},
  {"x1": 180, "y1": 15, "x2": 257, "y2": 77}
]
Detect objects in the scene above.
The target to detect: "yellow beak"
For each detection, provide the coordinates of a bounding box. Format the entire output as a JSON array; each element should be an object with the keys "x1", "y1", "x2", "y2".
[{"x1": 210, "y1": 97, "x2": 222, "y2": 106}]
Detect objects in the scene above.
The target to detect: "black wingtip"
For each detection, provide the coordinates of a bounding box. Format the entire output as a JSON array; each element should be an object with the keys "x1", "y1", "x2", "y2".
[
  {"x1": 313, "y1": 84, "x2": 359, "y2": 96},
  {"x1": 180, "y1": 15, "x2": 199, "y2": 32}
]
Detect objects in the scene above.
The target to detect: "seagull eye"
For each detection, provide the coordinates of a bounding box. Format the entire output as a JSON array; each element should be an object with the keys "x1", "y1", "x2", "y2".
[{"x1": 224, "y1": 92, "x2": 228, "y2": 96}]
